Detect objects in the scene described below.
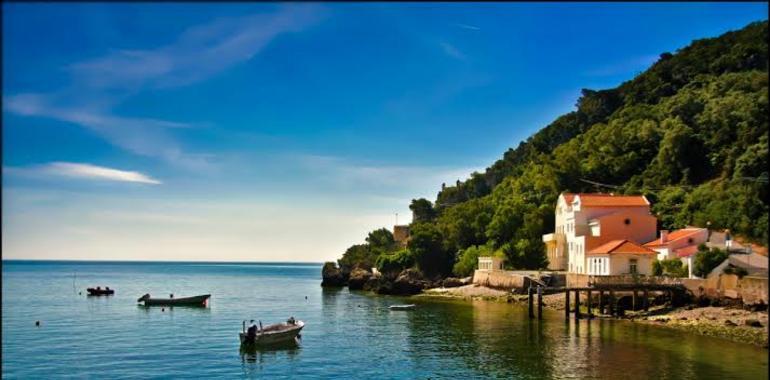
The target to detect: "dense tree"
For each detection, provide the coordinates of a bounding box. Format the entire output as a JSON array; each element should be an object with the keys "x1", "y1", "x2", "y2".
[
  {"x1": 453, "y1": 244, "x2": 498, "y2": 277},
  {"x1": 407, "y1": 223, "x2": 453, "y2": 278},
  {"x1": 409, "y1": 198, "x2": 437, "y2": 223},
  {"x1": 333, "y1": 21, "x2": 768, "y2": 280},
  {"x1": 693, "y1": 245, "x2": 729, "y2": 278}
]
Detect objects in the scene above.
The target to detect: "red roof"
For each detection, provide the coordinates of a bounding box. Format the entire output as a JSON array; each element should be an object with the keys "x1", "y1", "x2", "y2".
[
  {"x1": 562, "y1": 193, "x2": 648, "y2": 207},
  {"x1": 644, "y1": 228, "x2": 704, "y2": 247},
  {"x1": 675, "y1": 245, "x2": 699, "y2": 258},
  {"x1": 588, "y1": 239, "x2": 657, "y2": 255}
]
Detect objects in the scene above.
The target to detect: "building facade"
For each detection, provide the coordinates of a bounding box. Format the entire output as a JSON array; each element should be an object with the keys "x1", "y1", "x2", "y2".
[
  {"x1": 542, "y1": 193, "x2": 657, "y2": 274},
  {"x1": 586, "y1": 239, "x2": 656, "y2": 276}
]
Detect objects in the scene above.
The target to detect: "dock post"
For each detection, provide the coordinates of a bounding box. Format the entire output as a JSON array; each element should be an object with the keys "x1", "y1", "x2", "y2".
[
  {"x1": 587, "y1": 289, "x2": 592, "y2": 317},
  {"x1": 609, "y1": 290, "x2": 615, "y2": 316},
  {"x1": 565, "y1": 288, "x2": 570, "y2": 319},
  {"x1": 537, "y1": 286, "x2": 543, "y2": 319},
  {"x1": 633, "y1": 289, "x2": 638, "y2": 311},
  {"x1": 574, "y1": 290, "x2": 580, "y2": 319},
  {"x1": 643, "y1": 289, "x2": 649, "y2": 311},
  {"x1": 528, "y1": 287, "x2": 534, "y2": 319},
  {"x1": 598, "y1": 290, "x2": 604, "y2": 314}
]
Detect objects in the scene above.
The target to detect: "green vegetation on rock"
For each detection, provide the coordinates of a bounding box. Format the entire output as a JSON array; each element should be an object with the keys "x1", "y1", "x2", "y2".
[{"x1": 333, "y1": 21, "x2": 768, "y2": 280}]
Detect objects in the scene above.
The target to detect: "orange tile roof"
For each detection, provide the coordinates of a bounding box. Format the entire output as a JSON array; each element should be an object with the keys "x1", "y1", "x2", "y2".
[
  {"x1": 644, "y1": 228, "x2": 704, "y2": 247},
  {"x1": 588, "y1": 239, "x2": 656, "y2": 255},
  {"x1": 562, "y1": 192, "x2": 648, "y2": 207},
  {"x1": 675, "y1": 245, "x2": 699, "y2": 258}
]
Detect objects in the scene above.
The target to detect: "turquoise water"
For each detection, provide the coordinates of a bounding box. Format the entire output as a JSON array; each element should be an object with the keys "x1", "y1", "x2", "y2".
[{"x1": 2, "y1": 261, "x2": 767, "y2": 379}]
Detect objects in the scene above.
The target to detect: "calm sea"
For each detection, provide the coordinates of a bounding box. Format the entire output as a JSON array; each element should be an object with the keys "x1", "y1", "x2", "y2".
[{"x1": 2, "y1": 261, "x2": 767, "y2": 379}]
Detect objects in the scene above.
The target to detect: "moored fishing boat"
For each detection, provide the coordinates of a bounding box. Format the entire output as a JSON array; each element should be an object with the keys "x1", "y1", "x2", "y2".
[
  {"x1": 136, "y1": 293, "x2": 210, "y2": 307},
  {"x1": 87, "y1": 287, "x2": 114, "y2": 296},
  {"x1": 389, "y1": 304, "x2": 416, "y2": 310},
  {"x1": 240, "y1": 317, "x2": 304, "y2": 346}
]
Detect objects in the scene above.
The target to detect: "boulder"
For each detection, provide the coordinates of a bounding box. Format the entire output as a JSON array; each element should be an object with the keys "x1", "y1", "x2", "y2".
[
  {"x1": 442, "y1": 277, "x2": 465, "y2": 288},
  {"x1": 392, "y1": 268, "x2": 428, "y2": 295},
  {"x1": 372, "y1": 268, "x2": 427, "y2": 295},
  {"x1": 347, "y1": 268, "x2": 373, "y2": 290},
  {"x1": 321, "y1": 262, "x2": 347, "y2": 287},
  {"x1": 744, "y1": 319, "x2": 763, "y2": 327}
]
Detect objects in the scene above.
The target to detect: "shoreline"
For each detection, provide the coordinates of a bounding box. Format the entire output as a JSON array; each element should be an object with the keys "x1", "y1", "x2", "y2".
[{"x1": 415, "y1": 284, "x2": 769, "y2": 348}]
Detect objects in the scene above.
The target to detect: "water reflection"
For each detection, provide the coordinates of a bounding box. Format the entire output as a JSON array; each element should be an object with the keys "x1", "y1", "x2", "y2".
[
  {"x1": 240, "y1": 341, "x2": 301, "y2": 375},
  {"x1": 402, "y1": 300, "x2": 768, "y2": 379}
]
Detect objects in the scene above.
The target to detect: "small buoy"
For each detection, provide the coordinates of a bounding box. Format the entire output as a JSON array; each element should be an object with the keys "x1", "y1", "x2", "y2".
[
  {"x1": 79, "y1": 292, "x2": 82, "y2": 295},
  {"x1": 35, "y1": 321, "x2": 40, "y2": 327},
  {"x1": 161, "y1": 308, "x2": 165, "y2": 312},
  {"x1": 305, "y1": 296, "x2": 308, "y2": 300}
]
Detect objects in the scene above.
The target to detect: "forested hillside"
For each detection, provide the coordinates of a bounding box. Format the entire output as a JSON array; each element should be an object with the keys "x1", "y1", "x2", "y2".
[{"x1": 334, "y1": 20, "x2": 768, "y2": 280}]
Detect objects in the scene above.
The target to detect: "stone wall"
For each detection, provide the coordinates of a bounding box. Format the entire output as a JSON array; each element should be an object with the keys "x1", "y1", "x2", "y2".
[
  {"x1": 473, "y1": 270, "x2": 532, "y2": 290},
  {"x1": 682, "y1": 275, "x2": 768, "y2": 305}
]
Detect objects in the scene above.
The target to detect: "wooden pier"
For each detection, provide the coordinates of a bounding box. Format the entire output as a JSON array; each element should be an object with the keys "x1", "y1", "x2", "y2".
[{"x1": 527, "y1": 284, "x2": 687, "y2": 319}]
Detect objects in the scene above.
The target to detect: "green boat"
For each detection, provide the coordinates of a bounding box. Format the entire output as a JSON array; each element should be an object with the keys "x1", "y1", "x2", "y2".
[{"x1": 136, "y1": 293, "x2": 210, "y2": 307}]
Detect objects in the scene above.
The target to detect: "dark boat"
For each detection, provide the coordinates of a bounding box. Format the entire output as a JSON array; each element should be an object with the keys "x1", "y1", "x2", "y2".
[
  {"x1": 87, "y1": 287, "x2": 115, "y2": 296},
  {"x1": 136, "y1": 293, "x2": 210, "y2": 307}
]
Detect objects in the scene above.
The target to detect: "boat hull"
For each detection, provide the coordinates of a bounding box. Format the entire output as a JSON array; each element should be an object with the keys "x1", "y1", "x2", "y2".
[
  {"x1": 240, "y1": 321, "x2": 304, "y2": 346},
  {"x1": 140, "y1": 294, "x2": 210, "y2": 307},
  {"x1": 87, "y1": 288, "x2": 114, "y2": 296}
]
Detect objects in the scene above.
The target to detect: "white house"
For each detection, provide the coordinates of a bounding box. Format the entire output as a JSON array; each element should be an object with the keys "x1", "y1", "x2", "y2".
[{"x1": 542, "y1": 193, "x2": 658, "y2": 274}]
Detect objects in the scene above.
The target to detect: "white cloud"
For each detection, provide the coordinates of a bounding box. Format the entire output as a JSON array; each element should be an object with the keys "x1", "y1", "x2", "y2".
[
  {"x1": 439, "y1": 41, "x2": 466, "y2": 61},
  {"x1": 6, "y1": 162, "x2": 162, "y2": 185},
  {"x1": 456, "y1": 23, "x2": 481, "y2": 31},
  {"x1": 4, "y1": 4, "x2": 325, "y2": 170},
  {"x1": 68, "y1": 4, "x2": 325, "y2": 91},
  {"x1": 294, "y1": 154, "x2": 482, "y2": 199}
]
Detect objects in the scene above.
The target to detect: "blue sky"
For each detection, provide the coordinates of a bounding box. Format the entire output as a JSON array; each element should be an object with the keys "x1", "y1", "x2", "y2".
[{"x1": 2, "y1": 2, "x2": 767, "y2": 262}]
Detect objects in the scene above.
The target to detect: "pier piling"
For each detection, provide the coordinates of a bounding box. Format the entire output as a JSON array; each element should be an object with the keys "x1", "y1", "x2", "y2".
[
  {"x1": 565, "y1": 289, "x2": 570, "y2": 319},
  {"x1": 574, "y1": 290, "x2": 580, "y2": 319},
  {"x1": 537, "y1": 286, "x2": 543, "y2": 319},
  {"x1": 528, "y1": 287, "x2": 534, "y2": 319}
]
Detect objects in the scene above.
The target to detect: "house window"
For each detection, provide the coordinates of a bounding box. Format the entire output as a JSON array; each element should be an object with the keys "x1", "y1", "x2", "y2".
[
  {"x1": 624, "y1": 218, "x2": 631, "y2": 225},
  {"x1": 629, "y1": 259, "x2": 638, "y2": 274}
]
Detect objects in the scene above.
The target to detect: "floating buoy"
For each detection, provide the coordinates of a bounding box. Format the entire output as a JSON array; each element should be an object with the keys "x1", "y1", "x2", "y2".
[
  {"x1": 35, "y1": 321, "x2": 40, "y2": 327},
  {"x1": 161, "y1": 308, "x2": 165, "y2": 312}
]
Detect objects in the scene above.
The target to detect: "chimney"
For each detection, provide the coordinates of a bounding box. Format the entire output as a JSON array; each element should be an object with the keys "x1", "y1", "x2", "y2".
[{"x1": 660, "y1": 230, "x2": 669, "y2": 244}]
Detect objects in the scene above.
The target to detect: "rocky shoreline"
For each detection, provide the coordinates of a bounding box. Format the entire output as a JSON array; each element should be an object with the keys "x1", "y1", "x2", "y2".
[{"x1": 322, "y1": 263, "x2": 470, "y2": 295}]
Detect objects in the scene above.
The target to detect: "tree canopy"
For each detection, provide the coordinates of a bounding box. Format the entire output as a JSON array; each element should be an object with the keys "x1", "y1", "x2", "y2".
[{"x1": 336, "y1": 21, "x2": 768, "y2": 279}]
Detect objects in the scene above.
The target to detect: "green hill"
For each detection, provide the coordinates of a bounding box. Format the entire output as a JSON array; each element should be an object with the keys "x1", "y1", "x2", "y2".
[{"x1": 336, "y1": 20, "x2": 768, "y2": 279}]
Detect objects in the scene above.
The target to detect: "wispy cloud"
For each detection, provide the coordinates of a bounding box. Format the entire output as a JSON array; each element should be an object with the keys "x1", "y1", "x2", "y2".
[
  {"x1": 5, "y1": 162, "x2": 162, "y2": 185},
  {"x1": 295, "y1": 154, "x2": 481, "y2": 196},
  {"x1": 439, "y1": 41, "x2": 466, "y2": 61},
  {"x1": 4, "y1": 94, "x2": 212, "y2": 170},
  {"x1": 456, "y1": 23, "x2": 481, "y2": 31},
  {"x1": 68, "y1": 4, "x2": 325, "y2": 91},
  {"x1": 584, "y1": 54, "x2": 659, "y2": 77},
  {"x1": 4, "y1": 4, "x2": 325, "y2": 171}
]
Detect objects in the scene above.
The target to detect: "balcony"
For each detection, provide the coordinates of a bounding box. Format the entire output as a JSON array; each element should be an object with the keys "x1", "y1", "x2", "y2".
[{"x1": 542, "y1": 232, "x2": 566, "y2": 243}]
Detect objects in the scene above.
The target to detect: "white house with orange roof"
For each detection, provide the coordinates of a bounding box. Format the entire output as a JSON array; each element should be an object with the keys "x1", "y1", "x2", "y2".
[
  {"x1": 586, "y1": 239, "x2": 657, "y2": 276},
  {"x1": 644, "y1": 227, "x2": 709, "y2": 261},
  {"x1": 644, "y1": 227, "x2": 708, "y2": 278},
  {"x1": 542, "y1": 192, "x2": 657, "y2": 274}
]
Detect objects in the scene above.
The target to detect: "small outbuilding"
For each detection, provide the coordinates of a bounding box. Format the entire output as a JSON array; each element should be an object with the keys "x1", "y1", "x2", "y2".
[
  {"x1": 478, "y1": 256, "x2": 504, "y2": 271},
  {"x1": 586, "y1": 239, "x2": 656, "y2": 276}
]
